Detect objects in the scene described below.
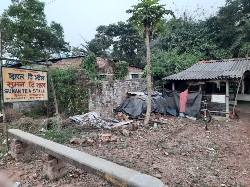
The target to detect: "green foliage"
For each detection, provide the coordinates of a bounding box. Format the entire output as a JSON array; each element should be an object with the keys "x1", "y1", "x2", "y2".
[
  {"x1": 153, "y1": 18, "x2": 228, "y2": 60},
  {"x1": 113, "y1": 61, "x2": 129, "y2": 80},
  {"x1": 44, "y1": 126, "x2": 81, "y2": 144},
  {"x1": 0, "y1": 0, "x2": 69, "y2": 60},
  {"x1": 81, "y1": 52, "x2": 99, "y2": 80},
  {"x1": 51, "y1": 67, "x2": 89, "y2": 116},
  {"x1": 105, "y1": 22, "x2": 144, "y2": 67},
  {"x1": 205, "y1": 0, "x2": 250, "y2": 58},
  {"x1": 150, "y1": 50, "x2": 201, "y2": 85},
  {"x1": 126, "y1": 0, "x2": 174, "y2": 31}
]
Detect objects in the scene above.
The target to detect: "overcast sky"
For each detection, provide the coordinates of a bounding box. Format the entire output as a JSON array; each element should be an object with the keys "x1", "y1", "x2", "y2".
[{"x1": 1, "y1": 0, "x2": 226, "y2": 47}]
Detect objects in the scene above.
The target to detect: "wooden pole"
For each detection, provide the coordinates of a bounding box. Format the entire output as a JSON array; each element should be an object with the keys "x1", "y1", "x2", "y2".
[
  {"x1": 226, "y1": 80, "x2": 229, "y2": 118},
  {"x1": 172, "y1": 82, "x2": 175, "y2": 91},
  {"x1": 0, "y1": 32, "x2": 8, "y2": 150}
]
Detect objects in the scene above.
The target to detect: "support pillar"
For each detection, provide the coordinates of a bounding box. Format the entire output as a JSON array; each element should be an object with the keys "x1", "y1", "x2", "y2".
[
  {"x1": 172, "y1": 82, "x2": 175, "y2": 90},
  {"x1": 10, "y1": 139, "x2": 30, "y2": 161},
  {"x1": 226, "y1": 81, "x2": 229, "y2": 118},
  {"x1": 199, "y1": 84, "x2": 202, "y2": 91},
  {"x1": 42, "y1": 154, "x2": 67, "y2": 180}
]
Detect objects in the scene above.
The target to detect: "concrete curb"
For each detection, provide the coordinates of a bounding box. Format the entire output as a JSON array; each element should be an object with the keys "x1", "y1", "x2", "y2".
[{"x1": 8, "y1": 129, "x2": 166, "y2": 187}]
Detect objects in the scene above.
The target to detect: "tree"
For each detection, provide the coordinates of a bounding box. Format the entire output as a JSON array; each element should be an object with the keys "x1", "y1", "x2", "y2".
[
  {"x1": 205, "y1": 0, "x2": 250, "y2": 58},
  {"x1": 105, "y1": 22, "x2": 144, "y2": 67},
  {"x1": 126, "y1": 0, "x2": 174, "y2": 125},
  {"x1": 86, "y1": 22, "x2": 144, "y2": 67},
  {"x1": 153, "y1": 18, "x2": 228, "y2": 60},
  {"x1": 150, "y1": 49, "x2": 202, "y2": 85},
  {"x1": 0, "y1": 0, "x2": 69, "y2": 60}
]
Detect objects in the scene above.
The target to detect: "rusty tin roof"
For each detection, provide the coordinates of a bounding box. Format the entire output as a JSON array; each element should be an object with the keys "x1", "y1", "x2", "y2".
[{"x1": 163, "y1": 59, "x2": 250, "y2": 81}]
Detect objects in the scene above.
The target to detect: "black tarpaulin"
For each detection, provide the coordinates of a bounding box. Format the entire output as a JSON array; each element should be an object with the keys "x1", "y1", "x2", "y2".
[
  {"x1": 114, "y1": 91, "x2": 168, "y2": 118},
  {"x1": 163, "y1": 89, "x2": 202, "y2": 117}
]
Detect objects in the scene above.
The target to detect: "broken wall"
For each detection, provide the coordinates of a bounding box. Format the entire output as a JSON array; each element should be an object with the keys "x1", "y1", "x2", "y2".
[{"x1": 89, "y1": 79, "x2": 147, "y2": 118}]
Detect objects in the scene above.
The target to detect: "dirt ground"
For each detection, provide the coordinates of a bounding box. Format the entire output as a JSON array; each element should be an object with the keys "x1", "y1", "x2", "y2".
[{"x1": 0, "y1": 112, "x2": 250, "y2": 187}]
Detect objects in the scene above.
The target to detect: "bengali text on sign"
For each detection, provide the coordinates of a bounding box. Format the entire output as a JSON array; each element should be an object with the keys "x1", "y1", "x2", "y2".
[{"x1": 2, "y1": 67, "x2": 48, "y2": 102}]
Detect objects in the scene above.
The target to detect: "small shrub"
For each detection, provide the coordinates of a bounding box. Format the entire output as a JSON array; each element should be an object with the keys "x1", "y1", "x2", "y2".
[{"x1": 113, "y1": 61, "x2": 129, "y2": 80}]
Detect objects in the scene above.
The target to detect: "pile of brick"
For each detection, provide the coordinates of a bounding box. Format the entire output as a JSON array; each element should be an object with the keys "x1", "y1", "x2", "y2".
[
  {"x1": 42, "y1": 154, "x2": 67, "y2": 180},
  {"x1": 10, "y1": 139, "x2": 30, "y2": 161}
]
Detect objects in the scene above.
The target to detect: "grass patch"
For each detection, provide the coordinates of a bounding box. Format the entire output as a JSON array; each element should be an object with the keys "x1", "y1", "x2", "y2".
[{"x1": 43, "y1": 126, "x2": 81, "y2": 144}]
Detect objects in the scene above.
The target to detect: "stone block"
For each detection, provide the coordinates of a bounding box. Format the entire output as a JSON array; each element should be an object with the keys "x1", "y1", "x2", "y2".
[
  {"x1": 14, "y1": 148, "x2": 24, "y2": 154},
  {"x1": 43, "y1": 154, "x2": 55, "y2": 161},
  {"x1": 51, "y1": 162, "x2": 66, "y2": 172},
  {"x1": 47, "y1": 158, "x2": 58, "y2": 167}
]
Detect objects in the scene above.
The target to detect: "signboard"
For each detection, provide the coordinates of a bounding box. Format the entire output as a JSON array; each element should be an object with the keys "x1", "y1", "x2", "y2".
[
  {"x1": 211, "y1": 94, "x2": 225, "y2": 103},
  {"x1": 2, "y1": 67, "x2": 48, "y2": 103}
]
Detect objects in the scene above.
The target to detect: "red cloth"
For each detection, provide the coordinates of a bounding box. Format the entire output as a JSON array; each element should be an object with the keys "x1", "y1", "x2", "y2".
[{"x1": 180, "y1": 89, "x2": 188, "y2": 113}]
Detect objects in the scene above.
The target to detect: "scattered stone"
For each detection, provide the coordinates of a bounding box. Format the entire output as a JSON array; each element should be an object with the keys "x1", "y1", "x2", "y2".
[
  {"x1": 70, "y1": 136, "x2": 81, "y2": 144},
  {"x1": 86, "y1": 138, "x2": 94, "y2": 145},
  {"x1": 153, "y1": 123, "x2": 158, "y2": 129},
  {"x1": 110, "y1": 136, "x2": 119, "y2": 142},
  {"x1": 153, "y1": 174, "x2": 162, "y2": 179},
  {"x1": 163, "y1": 152, "x2": 169, "y2": 156},
  {"x1": 181, "y1": 153, "x2": 187, "y2": 156},
  {"x1": 122, "y1": 129, "x2": 130, "y2": 137},
  {"x1": 79, "y1": 138, "x2": 86, "y2": 144},
  {"x1": 33, "y1": 173, "x2": 37, "y2": 179},
  {"x1": 153, "y1": 164, "x2": 159, "y2": 169},
  {"x1": 128, "y1": 123, "x2": 138, "y2": 131}
]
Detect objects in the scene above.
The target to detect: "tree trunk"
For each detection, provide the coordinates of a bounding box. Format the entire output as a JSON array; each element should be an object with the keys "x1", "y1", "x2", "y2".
[
  {"x1": 47, "y1": 63, "x2": 61, "y2": 131},
  {"x1": 144, "y1": 26, "x2": 152, "y2": 125}
]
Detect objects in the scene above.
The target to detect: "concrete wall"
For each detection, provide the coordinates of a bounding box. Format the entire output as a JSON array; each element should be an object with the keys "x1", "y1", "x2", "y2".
[{"x1": 89, "y1": 79, "x2": 147, "y2": 118}]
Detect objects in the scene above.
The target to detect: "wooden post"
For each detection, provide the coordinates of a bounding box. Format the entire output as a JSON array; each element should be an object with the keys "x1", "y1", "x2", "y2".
[
  {"x1": 226, "y1": 80, "x2": 229, "y2": 118},
  {"x1": 0, "y1": 31, "x2": 8, "y2": 150},
  {"x1": 172, "y1": 82, "x2": 175, "y2": 90}
]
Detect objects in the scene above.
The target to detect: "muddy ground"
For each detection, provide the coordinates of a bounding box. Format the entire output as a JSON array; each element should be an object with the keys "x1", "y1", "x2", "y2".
[{"x1": 0, "y1": 113, "x2": 250, "y2": 187}]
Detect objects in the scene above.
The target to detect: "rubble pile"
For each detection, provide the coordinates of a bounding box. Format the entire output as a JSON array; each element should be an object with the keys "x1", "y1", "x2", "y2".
[{"x1": 69, "y1": 112, "x2": 132, "y2": 130}]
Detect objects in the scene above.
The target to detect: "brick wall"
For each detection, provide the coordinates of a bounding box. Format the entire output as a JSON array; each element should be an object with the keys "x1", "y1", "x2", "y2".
[{"x1": 89, "y1": 79, "x2": 147, "y2": 118}]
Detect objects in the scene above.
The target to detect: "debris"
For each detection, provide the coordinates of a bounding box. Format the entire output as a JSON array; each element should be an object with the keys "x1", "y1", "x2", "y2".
[
  {"x1": 70, "y1": 136, "x2": 81, "y2": 144},
  {"x1": 153, "y1": 123, "x2": 158, "y2": 129},
  {"x1": 110, "y1": 136, "x2": 119, "y2": 142},
  {"x1": 39, "y1": 128, "x2": 46, "y2": 132},
  {"x1": 12, "y1": 182, "x2": 21, "y2": 187},
  {"x1": 186, "y1": 116, "x2": 197, "y2": 120},
  {"x1": 86, "y1": 138, "x2": 94, "y2": 145},
  {"x1": 70, "y1": 112, "x2": 132, "y2": 130},
  {"x1": 122, "y1": 129, "x2": 130, "y2": 137},
  {"x1": 207, "y1": 148, "x2": 215, "y2": 151},
  {"x1": 79, "y1": 138, "x2": 86, "y2": 144},
  {"x1": 153, "y1": 174, "x2": 162, "y2": 179},
  {"x1": 115, "y1": 112, "x2": 130, "y2": 122},
  {"x1": 100, "y1": 134, "x2": 111, "y2": 144},
  {"x1": 128, "y1": 123, "x2": 138, "y2": 131},
  {"x1": 2, "y1": 139, "x2": 10, "y2": 145},
  {"x1": 163, "y1": 152, "x2": 169, "y2": 156}
]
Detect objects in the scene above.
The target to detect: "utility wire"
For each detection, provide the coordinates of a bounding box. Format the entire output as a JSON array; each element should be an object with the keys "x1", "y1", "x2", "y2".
[{"x1": 45, "y1": 0, "x2": 56, "y2": 5}]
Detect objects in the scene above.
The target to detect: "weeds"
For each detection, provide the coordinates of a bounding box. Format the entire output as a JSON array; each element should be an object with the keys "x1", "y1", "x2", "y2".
[{"x1": 43, "y1": 126, "x2": 81, "y2": 144}]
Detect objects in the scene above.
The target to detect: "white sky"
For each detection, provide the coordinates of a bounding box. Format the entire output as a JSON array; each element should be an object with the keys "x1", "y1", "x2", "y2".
[{"x1": 0, "y1": 0, "x2": 226, "y2": 47}]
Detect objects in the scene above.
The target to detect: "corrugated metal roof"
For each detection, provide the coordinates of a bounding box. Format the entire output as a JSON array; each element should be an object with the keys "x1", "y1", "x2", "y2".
[{"x1": 163, "y1": 59, "x2": 250, "y2": 80}]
